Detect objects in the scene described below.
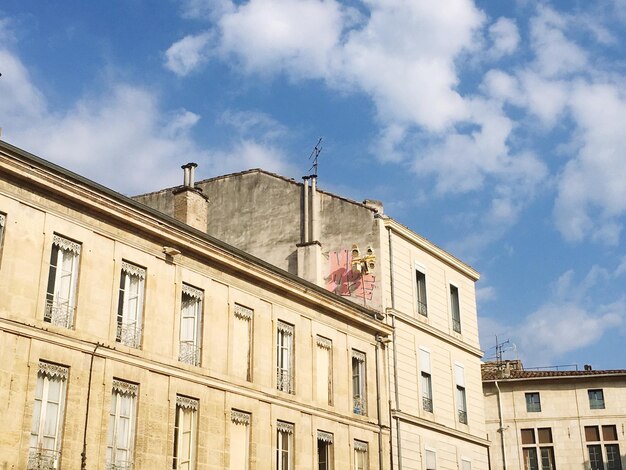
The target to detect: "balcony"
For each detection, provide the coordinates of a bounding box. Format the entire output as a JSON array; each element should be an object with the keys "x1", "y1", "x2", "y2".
[
  {"x1": 452, "y1": 318, "x2": 461, "y2": 334},
  {"x1": 105, "y1": 461, "x2": 133, "y2": 470},
  {"x1": 353, "y1": 395, "x2": 367, "y2": 415},
  {"x1": 417, "y1": 300, "x2": 428, "y2": 316},
  {"x1": 422, "y1": 396, "x2": 433, "y2": 412},
  {"x1": 277, "y1": 369, "x2": 293, "y2": 393},
  {"x1": 44, "y1": 299, "x2": 74, "y2": 329},
  {"x1": 458, "y1": 409, "x2": 468, "y2": 424},
  {"x1": 116, "y1": 323, "x2": 142, "y2": 348},
  {"x1": 179, "y1": 341, "x2": 201, "y2": 366},
  {"x1": 28, "y1": 448, "x2": 60, "y2": 470}
]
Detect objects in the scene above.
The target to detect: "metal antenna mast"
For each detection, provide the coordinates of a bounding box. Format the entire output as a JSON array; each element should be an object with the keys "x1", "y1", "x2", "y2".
[{"x1": 308, "y1": 137, "x2": 323, "y2": 175}]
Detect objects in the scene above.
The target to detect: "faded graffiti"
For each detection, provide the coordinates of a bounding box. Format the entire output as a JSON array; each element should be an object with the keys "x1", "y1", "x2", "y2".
[{"x1": 326, "y1": 249, "x2": 376, "y2": 300}]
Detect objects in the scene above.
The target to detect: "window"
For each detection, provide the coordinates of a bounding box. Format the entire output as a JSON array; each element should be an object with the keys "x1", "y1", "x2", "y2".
[
  {"x1": 173, "y1": 396, "x2": 198, "y2": 470},
  {"x1": 450, "y1": 285, "x2": 461, "y2": 333},
  {"x1": 106, "y1": 380, "x2": 138, "y2": 470},
  {"x1": 276, "y1": 321, "x2": 294, "y2": 393},
  {"x1": 521, "y1": 428, "x2": 555, "y2": 470},
  {"x1": 354, "y1": 441, "x2": 368, "y2": 470},
  {"x1": 415, "y1": 267, "x2": 427, "y2": 316},
  {"x1": 461, "y1": 459, "x2": 472, "y2": 470},
  {"x1": 316, "y1": 336, "x2": 333, "y2": 405},
  {"x1": 588, "y1": 389, "x2": 605, "y2": 409},
  {"x1": 179, "y1": 285, "x2": 203, "y2": 366},
  {"x1": 116, "y1": 262, "x2": 145, "y2": 348},
  {"x1": 352, "y1": 350, "x2": 367, "y2": 415},
  {"x1": 317, "y1": 431, "x2": 333, "y2": 470},
  {"x1": 276, "y1": 421, "x2": 294, "y2": 470},
  {"x1": 425, "y1": 449, "x2": 437, "y2": 470},
  {"x1": 586, "y1": 425, "x2": 623, "y2": 470},
  {"x1": 420, "y1": 348, "x2": 433, "y2": 412},
  {"x1": 233, "y1": 304, "x2": 253, "y2": 381},
  {"x1": 525, "y1": 392, "x2": 541, "y2": 412},
  {"x1": 44, "y1": 235, "x2": 81, "y2": 328},
  {"x1": 229, "y1": 410, "x2": 251, "y2": 470},
  {"x1": 455, "y1": 364, "x2": 467, "y2": 424},
  {"x1": 0, "y1": 212, "x2": 6, "y2": 260},
  {"x1": 28, "y1": 362, "x2": 69, "y2": 470}
]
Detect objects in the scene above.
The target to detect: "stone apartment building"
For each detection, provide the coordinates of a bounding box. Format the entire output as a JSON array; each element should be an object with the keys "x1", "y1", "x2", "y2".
[
  {"x1": 0, "y1": 140, "x2": 393, "y2": 470},
  {"x1": 482, "y1": 360, "x2": 626, "y2": 470},
  {"x1": 136, "y1": 169, "x2": 490, "y2": 470}
]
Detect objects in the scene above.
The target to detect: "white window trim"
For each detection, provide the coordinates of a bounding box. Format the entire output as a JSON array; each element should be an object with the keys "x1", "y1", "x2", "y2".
[
  {"x1": 107, "y1": 380, "x2": 138, "y2": 469},
  {"x1": 44, "y1": 234, "x2": 81, "y2": 329},
  {"x1": 174, "y1": 395, "x2": 198, "y2": 470},
  {"x1": 277, "y1": 421, "x2": 294, "y2": 470},
  {"x1": 116, "y1": 261, "x2": 145, "y2": 348},
  {"x1": 179, "y1": 284, "x2": 203, "y2": 366}
]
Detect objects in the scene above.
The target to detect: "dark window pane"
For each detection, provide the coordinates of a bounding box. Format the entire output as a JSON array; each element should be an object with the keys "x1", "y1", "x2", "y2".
[
  {"x1": 603, "y1": 425, "x2": 618, "y2": 442},
  {"x1": 523, "y1": 448, "x2": 539, "y2": 470},
  {"x1": 586, "y1": 426, "x2": 601, "y2": 442},
  {"x1": 538, "y1": 428, "x2": 553, "y2": 444},
  {"x1": 521, "y1": 429, "x2": 536, "y2": 445},
  {"x1": 606, "y1": 444, "x2": 622, "y2": 470},
  {"x1": 588, "y1": 445, "x2": 604, "y2": 470}
]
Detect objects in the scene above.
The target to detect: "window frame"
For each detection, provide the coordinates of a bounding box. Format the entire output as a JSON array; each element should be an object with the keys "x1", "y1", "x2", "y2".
[
  {"x1": 588, "y1": 389, "x2": 606, "y2": 410},
  {"x1": 415, "y1": 264, "x2": 428, "y2": 316},
  {"x1": 233, "y1": 304, "x2": 254, "y2": 381},
  {"x1": 316, "y1": 336, "x2": 333, "y2": 406},
  {"x1": 106, "y1": 379, "x2": 138, "y2": 470},
  {"x1": 354, "y1": 440, "x2": 368, "y2": 470},
  {"x1": 44, "y1": 234, "x2": 81, "y2": 329},
  {"x1": 521, "y1": 428, "x2": 555, "y2": 470},
  {"x1": 450, "y1": 284, "x2": 461, "y2": 333},
  {"x1": 28, "y1": 362, "x2": 69, "y2": 470},
  {"x1": 585, "y1": 425, "x2": 623, "y2": 470},
  {"x1": 352, "y1": 349, "x2": 367, "y2": 416},
  {"x1": 179, "y1": 284, "x2": 203, "y2": 367},
  {"x1": 455, "y1": 363, "x2": 467, "y2": 424},
  {"x1": 525, "y1": 392, "x2": 542, "y2": 412},
  {"x1": 317, "y1": 431, "x2": 334, "y2": 470},
  {"x1": 276, "y1": 321, "x2": 295, "y2": 394},
  {"x1": 276, "y1": 421, "x2": 294, "y2": 470},
  {"x1": 230, "y1": 410, "x2": 251, "y2": 470},
  {"x1": 173, "y1": 396, "x2": 198, "y2": 470},
  {"x1": 116, "y1": 261, "x2": 146, "y2": 349},
  {"x1": 420, "y1": 348, "x2": 433, "y2": 412}
]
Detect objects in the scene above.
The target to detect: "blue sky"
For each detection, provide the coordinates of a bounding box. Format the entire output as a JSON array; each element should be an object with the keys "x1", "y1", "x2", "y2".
[{"x1": 2, "y1": 0, "x2": 626, "y2": 369}]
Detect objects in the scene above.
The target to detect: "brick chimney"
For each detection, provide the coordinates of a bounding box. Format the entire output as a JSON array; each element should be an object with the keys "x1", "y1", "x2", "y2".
[{"x1": 173, "y1": 163, "x2": 209, "y2": 231}]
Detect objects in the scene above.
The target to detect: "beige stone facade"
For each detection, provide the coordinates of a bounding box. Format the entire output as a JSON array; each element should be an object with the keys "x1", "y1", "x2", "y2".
[
  {"x1": 136, "y1": 169, "x2": 491, "y2": 469},
  {"x1": 0, "y1": 141, "x2": 392, "y2": 470},
  {"x1": 482, "y1": 361, "x2": 626, "y2": 469}
]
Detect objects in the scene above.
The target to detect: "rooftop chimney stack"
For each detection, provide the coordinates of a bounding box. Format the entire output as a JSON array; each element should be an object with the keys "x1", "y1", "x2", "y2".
[
  {"x1": 297, "y1": 175, "x2": 323, "y2": 286},
  {"x1": 173, "y1": 163, "x2": 209, "y2": 232}
]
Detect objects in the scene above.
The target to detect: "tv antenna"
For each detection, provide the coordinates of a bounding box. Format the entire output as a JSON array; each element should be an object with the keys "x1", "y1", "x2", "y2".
[
  {"x1": 308, "y1": 137, "x2": 323, "y2": 176},
  {"x1": 495, "y1": 335, "x2": 516, "y2": 363}
]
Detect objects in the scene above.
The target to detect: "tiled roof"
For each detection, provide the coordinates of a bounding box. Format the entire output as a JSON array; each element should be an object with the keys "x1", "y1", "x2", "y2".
[{"x1": 482, "y1": 367, "x2": 626, "y2": 381}]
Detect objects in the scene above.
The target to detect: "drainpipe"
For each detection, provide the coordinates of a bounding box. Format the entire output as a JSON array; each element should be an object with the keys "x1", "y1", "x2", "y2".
[
  {"x1": 387, "y1": 226, "x2": 402, "y2": 470},
  {"x1": 495, "y1": 381, "x2": 507, "y2": 470},
  {"x1": 81, "y1": 342, "x2": 102, "y2": 470}
]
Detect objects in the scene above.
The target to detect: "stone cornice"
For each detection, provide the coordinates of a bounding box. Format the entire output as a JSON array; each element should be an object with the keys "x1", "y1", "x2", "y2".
[
  {"x1": 386, "y1": 308, "x2": 484, "y2": 358},
  {"x1": 384, "y1": 218, "x2": 479, "y2": 281},
  {"x1": 392, "y1": 410, "x2": 490, "y2": 447}
]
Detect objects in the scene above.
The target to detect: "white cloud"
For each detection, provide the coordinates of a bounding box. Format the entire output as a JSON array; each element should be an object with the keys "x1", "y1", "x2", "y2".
[
  {"x1": 554, "y1": 81, "x2": 626, "y2": 244},
  {"x1": 488, "y1": 17, "x2": 520, "y2": 58},
  {"x1": 165, "y1": 32, "x2": 213, "y2": 77}
]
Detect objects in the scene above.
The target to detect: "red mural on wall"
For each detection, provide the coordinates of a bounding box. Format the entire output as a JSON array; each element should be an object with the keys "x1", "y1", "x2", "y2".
[{"x1": 326, "y1": 249, "x2": 376, "y2": 300}]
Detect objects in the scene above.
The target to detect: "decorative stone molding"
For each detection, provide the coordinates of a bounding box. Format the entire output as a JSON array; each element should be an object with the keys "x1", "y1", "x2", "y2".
[
  {"x1": 38, "y1": 361, "x2": 69, "y2": 381},
  {"x1": 53, "y1": 234, "x2": 81, "y2": 254},
  {"x1": 231, "y1": 409, "x2": 251, "y2": 425},
  {"x1": 176, "y1": 395, "x2": 199, "y2": 411},
  {"x1": 354, "y1": 440, "x2": 368, "y2": 452},
  {"x1": 112, "y1": 379, "x2": 138, "y2": 397},
  {"x1": 352, "y1": 349, "x2": 366, "y2": 363},
  {"x1": 316, "y1": 335, "x2": 332, "y2": 349},
  {"x1": 276, "y1": 421, "x2": 294, "y2": 434},
  {"x1": 234, "y1": 303, "x2": 253, "y2": 321},
  {"x1": 182, "y1": 283, "x2": 203, "y2": 300},
  {"x1": 277, "y1": 321, "x2": 294, "y2": 335},
  {"x1": 317, "y1": 431, "x2": 333, "y2": 443},
  {"x1": 121, "y1": 261, "x2": 145, "y2": 279}
]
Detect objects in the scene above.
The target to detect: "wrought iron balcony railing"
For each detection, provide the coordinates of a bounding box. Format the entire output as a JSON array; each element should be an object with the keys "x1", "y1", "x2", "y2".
[
  {"x1": 116, "y1": 323, "x2": 142, "y2": 348},
  {"x1": 28, "y1": 448, "x2": 61, "y2": 470},
  {"x1": 458, "y1": 409, "x2": 468, "y2": 424},
  {"x1": 44, "y1": 299, "x2": 74, "y2": 329},
  {"x1": 353, "y1": 395, "x2": 367, "y2": 415},
  {"x1": 277, "y1": 369, "x2": 293, "y2": 393},
  {"x1": 105, "y1": 460, "x2": 134, "y2": 470},
  {"x1": 422, "y1": 396, "x2": 433, "y2": 412},
  {"x1": 452, "y1": 318, "x2": 462, "y2": 333},
  {"x1": 179, "y1": 341, "x2": 201, "y2": 366},
  {"x1": 417, "y1": 300, "x2": 428, "y2": 316}
]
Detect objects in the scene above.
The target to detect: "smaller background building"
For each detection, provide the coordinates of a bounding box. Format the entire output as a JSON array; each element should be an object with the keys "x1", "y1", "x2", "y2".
[{"x1": 482, "y1": 360, "x2": 626, "y2": 470}]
